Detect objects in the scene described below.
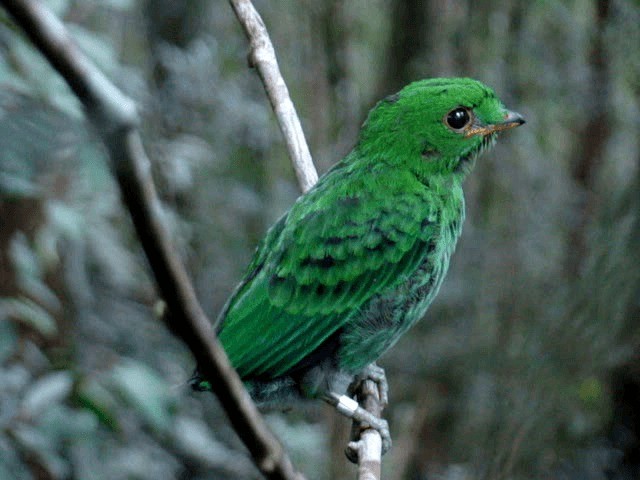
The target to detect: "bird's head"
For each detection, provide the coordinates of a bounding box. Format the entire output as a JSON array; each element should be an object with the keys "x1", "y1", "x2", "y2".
[{"x1": 358, "y1": 77, "x2": 525, "y2": 176}]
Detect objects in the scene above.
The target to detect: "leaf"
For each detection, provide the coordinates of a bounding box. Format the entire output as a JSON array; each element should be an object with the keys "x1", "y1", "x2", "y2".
[
  {"x1": 8, "y1": 233, "x2": 61, "y2": 313},
  {"x1": 11, "y1": 425, "x2": 70, "y2": 479},
  {"x1": 37, "y1": 404, "x2": 99, "y2": 440},
  {"x1": 21, "y1": 371, "x2": 73, "y2": 417},
  {"x1": 0, "y1": 364, "x2": 31, "y2": 393},
  {"x1": 0, "y1": 297, "x2": 57, "y2": 338},
  {"x1": 110, "y1": 361, "x2": 175, "y2": 433},
  {"x1": 172, "y1": 416, "x2": 256, "y2": 476},
  {"x1": 8, "y1": 232, "x2": 42, "y2": 280},
  {"x1": 46, "y1": 201, "x2": 84, "y2": 240},
  {"x1": 75, "y1": 377, "x2": 120, "y2": 430}
]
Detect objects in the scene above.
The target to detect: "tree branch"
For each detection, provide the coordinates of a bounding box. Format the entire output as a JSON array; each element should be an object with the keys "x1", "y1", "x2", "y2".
[
  {"x1": 349, "y1": 380, "x2": 383, "y2": 480},
  {"x1": 228, "y1": 0, "x2": 318, "y2": 193},
  {"x1": 229, "y1": 2, "x2": 385, "y2": 478},
  {"x1": 0, "y1": 1, "x2": 304, "y2": 478}
]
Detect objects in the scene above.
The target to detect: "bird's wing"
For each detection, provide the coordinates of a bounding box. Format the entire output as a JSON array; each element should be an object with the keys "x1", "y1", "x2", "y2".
[{"x1": 218, "y1": 170, "x2": 439, "y2": 379}]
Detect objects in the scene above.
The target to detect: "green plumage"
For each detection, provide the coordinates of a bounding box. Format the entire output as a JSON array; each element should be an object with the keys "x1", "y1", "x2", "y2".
[{"x1": 194, "y1": 78, "x2": 524, "y2": 404}]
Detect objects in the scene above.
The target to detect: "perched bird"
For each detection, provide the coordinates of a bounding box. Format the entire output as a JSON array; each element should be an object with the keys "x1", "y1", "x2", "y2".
[{"x1": 193, "y1": 77, "x2": 524, "y2": 453}]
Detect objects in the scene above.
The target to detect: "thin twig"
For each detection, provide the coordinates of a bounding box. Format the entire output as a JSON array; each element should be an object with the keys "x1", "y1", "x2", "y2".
[
  {"x1": 0, "y1": 1, "x2": 304, "y2": 479},
  {"x1": 229, "y1": 0, "x2": 318, "y2": 193},
  {"x1": 229, "y1": 2, "x2": 385, "y2": 478}
]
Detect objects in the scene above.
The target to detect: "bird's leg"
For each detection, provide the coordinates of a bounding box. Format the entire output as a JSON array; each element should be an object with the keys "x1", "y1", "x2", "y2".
[{"x1": 323, "y1": 363, "x2": 391, "y2": 463}]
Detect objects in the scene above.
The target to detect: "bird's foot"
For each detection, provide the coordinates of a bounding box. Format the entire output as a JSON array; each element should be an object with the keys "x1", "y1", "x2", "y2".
[
  {"x1": 348, "y1": 362, "x2": 389, "y2": 408},
  {"x1": 327, "y1": 393, "x2": 391, "y2": 463},
  {"x1": 346, "y1": 363, "x2": 391, "y2": 462},
  {"x1": 344, "y1": 403, "x2": 391, "y2": 463}
]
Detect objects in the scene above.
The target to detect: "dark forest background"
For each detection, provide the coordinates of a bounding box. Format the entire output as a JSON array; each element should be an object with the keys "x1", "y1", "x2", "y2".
[{"x1": 1, "y1": 0, "x2": 639, "y2": 479}]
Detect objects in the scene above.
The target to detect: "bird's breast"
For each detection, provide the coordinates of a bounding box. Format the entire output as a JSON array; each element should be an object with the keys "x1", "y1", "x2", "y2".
[{"x1": 337, "y1": 201, "x2": 465, "y2": 374}]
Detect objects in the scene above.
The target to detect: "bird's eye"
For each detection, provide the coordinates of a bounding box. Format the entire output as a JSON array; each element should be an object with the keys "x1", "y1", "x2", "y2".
[{"x1": 445, "y1": 107, "x2": 472, "y2": 131}]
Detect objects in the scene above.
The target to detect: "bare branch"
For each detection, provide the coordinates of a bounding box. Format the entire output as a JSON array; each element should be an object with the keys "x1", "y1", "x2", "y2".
[
  {"x1": 229, "y1": 0, "x2": 318, "y2": 193},
  {"x1": 350, "y1": 380, "x2": 383, "y2": 480},
  {"x1": 0, "y1": 1, "x2": 304, "y2": 478},
  {"x1": 228, "y1": 2, "x2": 386, "y2": 477}
]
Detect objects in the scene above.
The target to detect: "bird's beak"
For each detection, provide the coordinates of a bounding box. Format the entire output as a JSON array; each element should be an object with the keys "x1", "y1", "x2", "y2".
[{"x1": 464, "y1": 110, "x2": 525, "y2": 138}]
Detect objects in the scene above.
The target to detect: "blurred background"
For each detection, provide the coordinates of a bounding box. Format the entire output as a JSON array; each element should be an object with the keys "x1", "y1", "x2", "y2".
[{"x1": 1, "y1": 0, "x2": 639, "y2": 478}]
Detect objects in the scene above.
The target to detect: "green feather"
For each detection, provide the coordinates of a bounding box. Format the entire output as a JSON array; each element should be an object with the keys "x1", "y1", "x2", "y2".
[{"x1": 207, "y1": 77, "x2": 524, "y2": 397}]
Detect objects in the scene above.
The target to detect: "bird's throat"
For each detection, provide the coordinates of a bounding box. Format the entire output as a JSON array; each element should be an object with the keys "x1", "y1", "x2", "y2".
[{"x1": 454, "y1": 133, "x2": 497, "y2": 175}]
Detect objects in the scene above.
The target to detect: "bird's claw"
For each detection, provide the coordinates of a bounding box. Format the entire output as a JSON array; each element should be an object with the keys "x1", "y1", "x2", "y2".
[
  {"x1": 365, "y1": 363, "x2": 389, "y2": 408},
  {"x1": 345, "y1": 416, "x2": 391, "y2": 463},
  {"x1": 348, "y1": 363, "x2": 389, "y2": 408},
  {"x1": 345, "y1": 441, "x2": 360, "y2": 464},
  {"x1": 327, "y1": 363, "x2": 392, "y2": 463}
]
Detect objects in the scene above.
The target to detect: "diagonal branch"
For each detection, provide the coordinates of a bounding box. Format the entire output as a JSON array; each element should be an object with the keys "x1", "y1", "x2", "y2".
[
  {"x1": 0, "y1": 1, "x2": 304, "y2": 479},
  {"x1": 3, "y1": 0, "x2": 385, "y2": 476}
]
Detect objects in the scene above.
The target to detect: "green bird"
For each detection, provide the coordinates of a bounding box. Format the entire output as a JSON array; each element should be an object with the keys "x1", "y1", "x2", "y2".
[{"x1": 193, "y1": 77, "x2": 524, "y2": 453}]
